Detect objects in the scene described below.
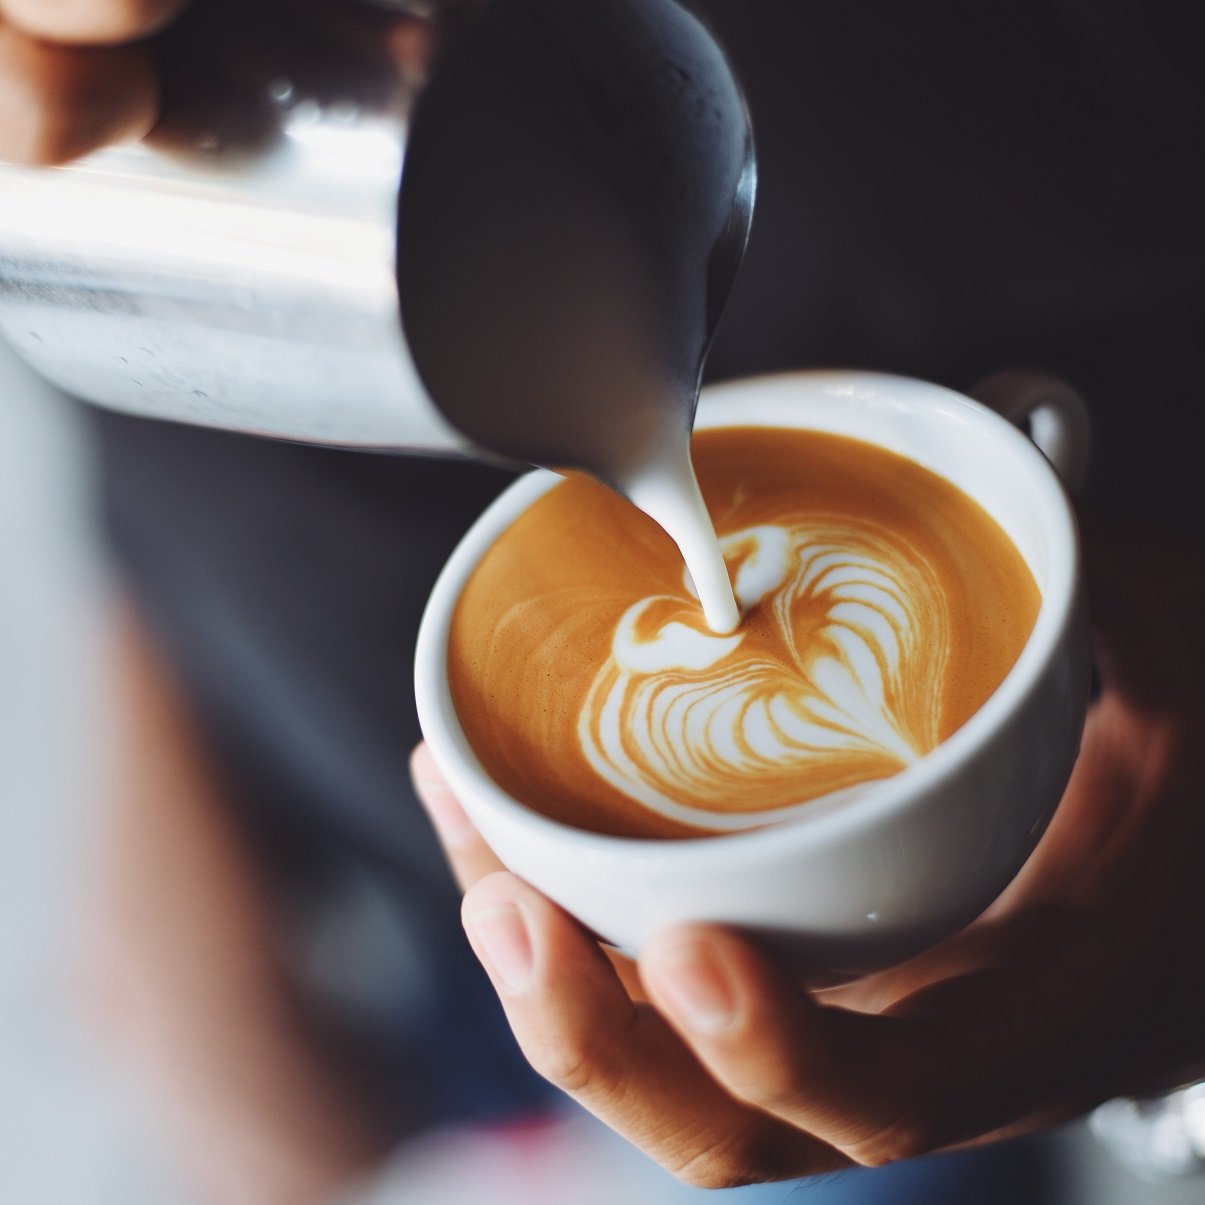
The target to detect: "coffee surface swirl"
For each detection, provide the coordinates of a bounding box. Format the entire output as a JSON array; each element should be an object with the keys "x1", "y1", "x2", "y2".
[{"x1": 449, "y1": 427, "x2": 1040, "y2": 838}]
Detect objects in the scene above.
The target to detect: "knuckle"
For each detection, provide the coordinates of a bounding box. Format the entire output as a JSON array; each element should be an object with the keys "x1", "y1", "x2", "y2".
[
  {"x1": 524, "y1": 1028, "x2": 623, "y2": 1103},
  {"x1": 721, "y1": 1050, "x2": 819, "y2": 1117},
  {"x1": 844, "y1": 1112, "x2": 939, "y2": 1168},
  {"x1": 750, "y1": 1066, "x2": 812, "y2": 1114},
  {"x1": 667, "y1": 1126, "x2": 778, "y2": 1190}
]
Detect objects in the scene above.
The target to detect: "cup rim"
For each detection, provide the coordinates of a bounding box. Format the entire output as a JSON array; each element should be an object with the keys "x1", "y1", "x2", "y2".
[{"x1": 415, "y1": 369, "x2": 1081, "y2": 860}]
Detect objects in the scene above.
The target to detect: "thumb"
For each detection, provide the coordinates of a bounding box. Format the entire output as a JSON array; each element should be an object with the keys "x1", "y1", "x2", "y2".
[{"x1": 410, "y1": 742, "x2": 506, "y2": 891}]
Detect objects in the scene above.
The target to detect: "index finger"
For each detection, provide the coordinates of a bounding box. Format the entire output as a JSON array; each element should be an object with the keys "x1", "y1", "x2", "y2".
[
  {"x1": 0, "y1": 0, "x2": 189, "y2": 45},
  {"x1": 463, "y1": 871, "x2": 846, "y2": 1187}
]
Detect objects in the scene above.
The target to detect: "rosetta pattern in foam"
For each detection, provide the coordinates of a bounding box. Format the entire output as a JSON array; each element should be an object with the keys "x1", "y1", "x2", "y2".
[{"x1": 577, "y1": 522, "x2": 950, "y2": 831}]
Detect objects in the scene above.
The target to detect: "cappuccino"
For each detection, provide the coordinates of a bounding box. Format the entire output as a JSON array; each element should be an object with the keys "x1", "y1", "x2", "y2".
[{"x1": 449, "y1": 426, "x2": 1040, "y2": 838}]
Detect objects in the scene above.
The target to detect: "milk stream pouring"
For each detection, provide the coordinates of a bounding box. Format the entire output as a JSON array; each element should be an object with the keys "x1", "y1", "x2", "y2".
[{"x1": 0, "y1": 0, "x2": 754, "y2": 630}]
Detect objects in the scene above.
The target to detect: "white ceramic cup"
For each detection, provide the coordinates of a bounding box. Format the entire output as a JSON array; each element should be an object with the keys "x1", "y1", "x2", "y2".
[{"x1": 415, "y1": 370, "x2": 1091, "y2": 978}]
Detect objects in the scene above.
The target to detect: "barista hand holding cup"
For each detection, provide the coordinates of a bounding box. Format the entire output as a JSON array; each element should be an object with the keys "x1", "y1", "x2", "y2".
[{"x1": 416, "y1": 501, "x2": 1205, "y2": 1180}]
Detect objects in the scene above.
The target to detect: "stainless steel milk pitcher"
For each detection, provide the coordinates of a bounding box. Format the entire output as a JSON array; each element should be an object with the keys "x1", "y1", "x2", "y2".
[{"x1": 0, "y1": 0, "x2": 754, "y2": 474}]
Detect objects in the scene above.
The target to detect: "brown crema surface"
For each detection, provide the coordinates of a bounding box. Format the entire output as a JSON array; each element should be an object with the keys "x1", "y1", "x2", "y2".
[{"x1": 448, "y1": 427, "x2": 1040, "y2": 839}]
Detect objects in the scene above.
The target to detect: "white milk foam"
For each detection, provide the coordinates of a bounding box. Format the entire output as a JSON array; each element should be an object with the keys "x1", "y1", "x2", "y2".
[
  {"x1": 624, "y1": 442, "x2": 741, "y2": 634},
  {"x1": 577, "y1": 521, "x2": 950, "y2": 831}
]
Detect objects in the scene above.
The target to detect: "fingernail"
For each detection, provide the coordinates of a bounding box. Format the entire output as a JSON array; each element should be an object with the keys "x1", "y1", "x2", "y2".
[
  {"x1": 467, "y1": 903, "x2": 534, "y2": 993},
  {"x1": 655, "y1": 941, "x2": 736, "y2": 1033}
]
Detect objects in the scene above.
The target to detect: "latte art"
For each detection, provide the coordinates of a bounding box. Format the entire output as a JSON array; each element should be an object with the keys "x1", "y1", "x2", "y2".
[
  {"x1": 580, "y1": 521, "x2": 949, "y2": 830},
  {"x1": 449, "y1": 426, "x2": 1040, "y2": 838}
]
